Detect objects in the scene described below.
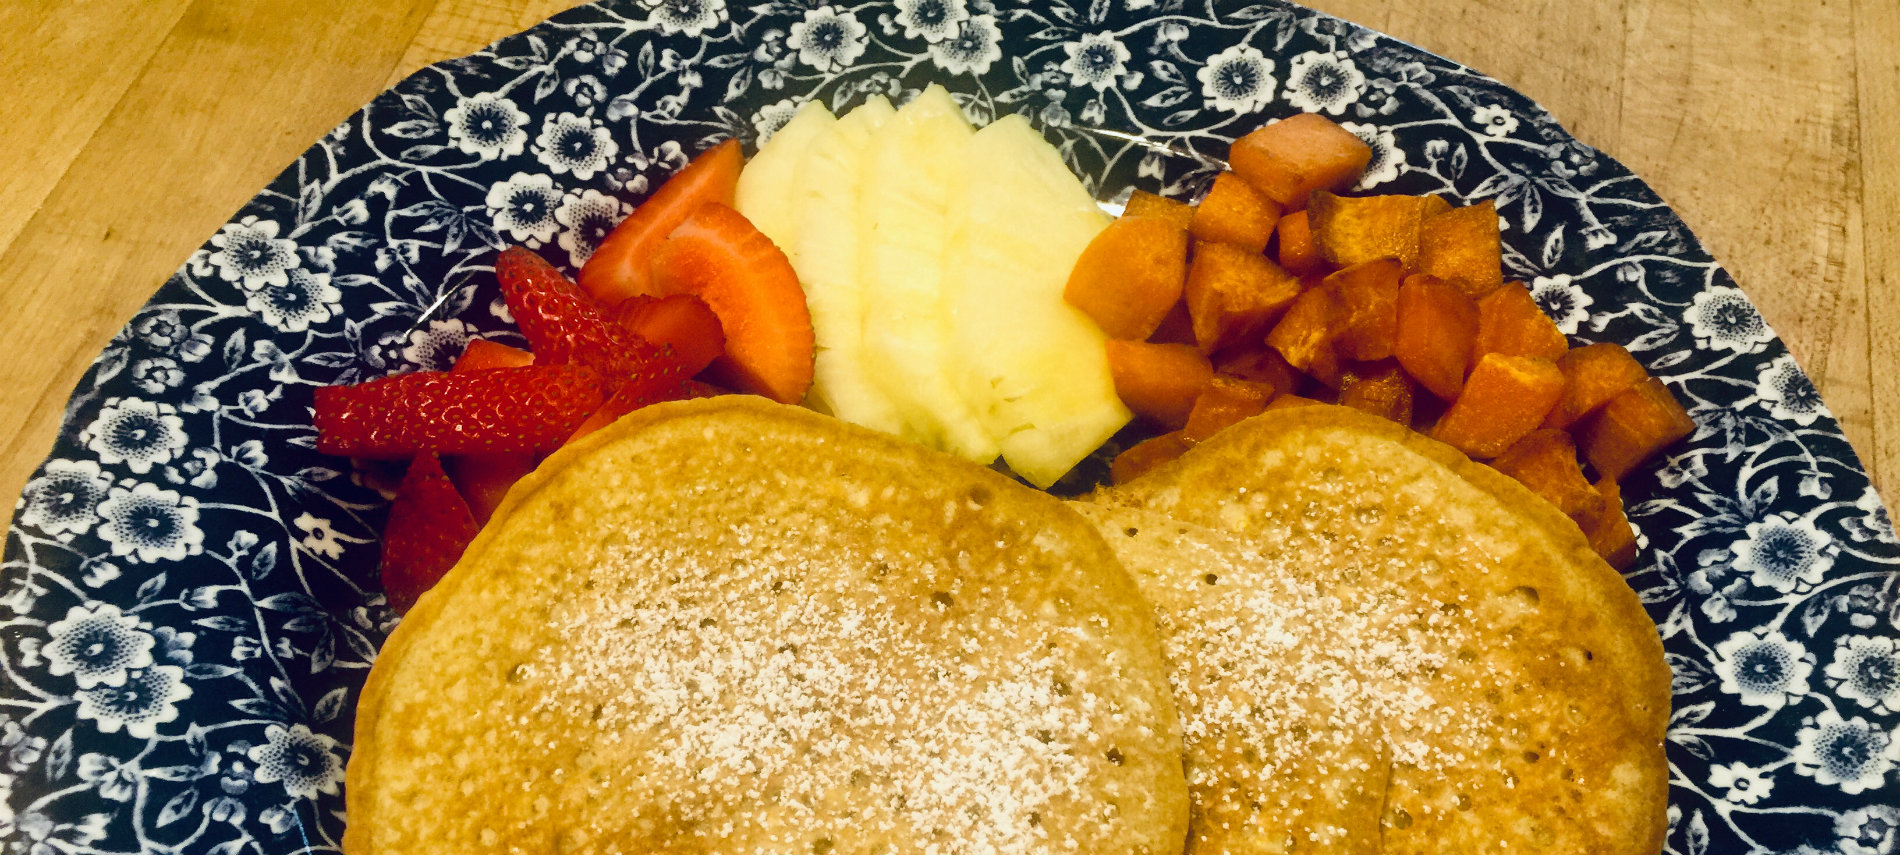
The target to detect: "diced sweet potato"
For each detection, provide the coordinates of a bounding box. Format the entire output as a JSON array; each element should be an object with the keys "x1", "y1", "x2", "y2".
[
  {"x1": 1064, "y1": 217, "x2": 1191, "y2": 340},
  {"x1": 1265, "y1": 394, "x2": 1326, "y2": 411},
  {"x1": 1307, "y1": 191, "x2": 1437, "y2": 270},
  {"x1": 1123, "y1": 189, "x2": 1196, "y2": 230},
  {"x1": 1183, "y1": 376, "x2": 1275, "y2": 441},
  {"x1": 1266, "y1": 287, "x2": 1345, "y2": 387},
  {"x1": 1490, "y1": 429, "x2": 1606, "y2": 524},
  {"x1": 1324, "y1": 258, "x2": 1404, "y2": 361},
  {"x1": 1544, "y1": 342, "x2": 1649, "y2": 430},
  {"x1": 1420, "y1": 195, "x2": 1454, "y2": 219},
  {"x1": 1190, "y1": 172, "x2": 1282, "y2": 253},
  {"x1": 1275, "y1": 210, "x2": 1324, "y2": 276},
  {"x1": 1149, "y1": 300, "x2": 1196, "y2": 345},
  {"x1": 1217, "y1": 347, "x2": 1303, "y2": 397},
  {"x1": 1106, "y1": 340, "x2": 1214, "y2": 430},
  {"x1": 1576, "y1": 377, "x2": 1696, "y2": 481},
  {"x1": 1472, "y1": 283, "x2": 1568, "y2": 365},
  {"x1": 1112, "y1": 431, "x2": 1193, "y2": 484},
  {"x1": 1336, "y1": 360, "x2": 1415, "y2": 424},
  {"x1": 1228, "y1": 113, "x2": 1373, "y2": 211},
  {"x1": 1583, "y1": 478, "x2": 1640, "y2": 570},
  {"x1": 1418, "y1": 201, "x2": 1504, "y2": 299},
  {"x1": 1185, "y1": 241, "x2": 1304, "y2": 354},
  {"x1": 1430, "y1": 353, "x2": 1566, "y2": 458},
  {"x1": 1394, "y1": 274, "x2": 1480, "y2": 400}
]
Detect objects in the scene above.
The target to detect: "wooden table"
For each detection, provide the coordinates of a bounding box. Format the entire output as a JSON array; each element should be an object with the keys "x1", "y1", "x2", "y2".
[{"x1": 3, "y1": 0, "x2": 1894, "y2": 529}]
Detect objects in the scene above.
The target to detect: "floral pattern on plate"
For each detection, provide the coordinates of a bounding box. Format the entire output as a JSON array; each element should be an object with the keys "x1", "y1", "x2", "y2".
[{"x1": 4, "y1": 1, "x2": 1896, "y2": 853}]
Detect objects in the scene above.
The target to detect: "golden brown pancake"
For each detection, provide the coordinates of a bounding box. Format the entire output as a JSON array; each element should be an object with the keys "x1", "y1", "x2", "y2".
[
  {"x1": 1085, "y1": 405, "x2": 1670, "y2": 855},
  {"x1": 344, "y1": 397, "x2": 1188, "y2": 855}
]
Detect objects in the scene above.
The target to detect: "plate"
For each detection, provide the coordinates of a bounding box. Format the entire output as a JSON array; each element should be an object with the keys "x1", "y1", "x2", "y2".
[{"x1": 5, "y1": 1, "x2": 1897, "y2": 853}]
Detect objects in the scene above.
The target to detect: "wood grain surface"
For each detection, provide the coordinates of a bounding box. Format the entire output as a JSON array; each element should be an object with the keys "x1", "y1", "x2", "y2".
[{"x1": 3, "y1": 0, "x2": 1894, "y2": 532}]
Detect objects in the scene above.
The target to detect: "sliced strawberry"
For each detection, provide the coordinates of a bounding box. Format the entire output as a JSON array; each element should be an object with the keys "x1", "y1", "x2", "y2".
[
  {"x1": 453, "y1": 339, "x2": 535, "y2": 372},
  {"x1": 567, "y1": 370, "x2": 695, "y2": 442},
  {"x1": 380, "y1": 452, "x2": 480, "y2": 613},
  {"x1": 579, "y1": 139, "x2": 744, "y2": 305},
  {"x1": 443, "y1": 340, "x2": 539, "y2": 523},
  {"x1": 314, "y1": 365, "x2": 606, "y2": 458},
  {"x1": 651, "y1": 203, "x2": 814, "y2": 404},
  {"x1": 614, "y1": 293, "x2": 726, "y2": 376},
  {"x1": 494, "y1": 246, "x2": 670, "y2": 379}
]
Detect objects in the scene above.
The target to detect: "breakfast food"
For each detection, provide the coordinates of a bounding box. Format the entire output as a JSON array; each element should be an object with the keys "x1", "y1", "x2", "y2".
[
  {"x1": 1082, "y1": 405, "x2": 1671, "y2": 854},
  {"x1": 344, "y1": 397, "x2": 1190, "y2": 855}
]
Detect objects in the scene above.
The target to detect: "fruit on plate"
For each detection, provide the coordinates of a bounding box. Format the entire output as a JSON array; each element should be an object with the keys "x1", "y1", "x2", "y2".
[
  {"x1": 377, "y1": 452, "x2": 480, "y2": 614},
  {"x1": 578, "y1": 138, "x2": 742, "y2": 304},
  {"x1": 945, "y1": 114, "x2": 1127, "y2": 488},
  {"x1": 495, "y1": 245, "x2": 680, "y2": 384},
  {"x1": 732, "y1": 101, "x2": 836, "y2": 253},
  {"x1": 650, "y1": 202, "x2": 814, "y2": 404},
  {"x1": 858, "y1": 85, "x2": 999, "y2": 461},
  {"x1": 444, "y1": 340, "x2": 537, "y2": 524},
  {"x1": 313, "y1": 365, "x2": 608, "y2": 458}
]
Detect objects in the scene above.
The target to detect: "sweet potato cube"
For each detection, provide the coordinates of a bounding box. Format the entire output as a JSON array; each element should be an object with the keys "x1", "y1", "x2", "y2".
[
  {"x1": 1106, "y1": 340, "x2": 1214, "y2": 430},
  {"x1": 1544, "y1": 342, "x2": 1649, "y2": 429},
  {"x1": 1265, "y1": 394, "x2": 1326, "y2": 411},
  {"x1": 1112, "y1": 431, "x2": 1193, "y2": 484},
  {"x1": 1183, "y1": 376, "x2": 1275, "y2": 441},
  {"x1": 1431, "y1": 353, "x2": 1566, "y2": 458},
  {"x1": 1266, "y1": 287, "x2": 1345, "y2": 388},
  {"x1": 1217, "y1": 347, "x2": 1303, "y2": 397},
  {"x1": 1324, "y1": 258, "x2": 1404, "y2": 361},
  {"x1": 1064, "y1": 217, "x2": 1190, "y2": 340},
  {"x1": 1336, "y1": 360, "x2": 1415, "y2": 424},
  {"x1": 1185, "y1": 241, "x2": 1303, "y2": 354},
  {"x1": 1583, "y1": 478, "x2": 1640, "y2": 570},
  {"x1": 1275, "y1": 210, "x2": 1324, "y2": 276},
  {"x1": 1307, "y1": 191, "x2": 1435, "y2": 270},
  {"x1": 1228, "y1": 113, "x2": 1373, "y2": 210},
  {"x1": 1419, "y1": 195, "x2": 1454, "y2": 219},
  {"x1": 1490, "y1": 429, "x2": 1606, "y2": 524},
  {"x1": 1472, "y1": 284, "x2": 1568, "y2": 365},
  {"x1": 1122, "y1": 189, "x2": 1196, "y2": 230},
  {"x1": 1577, "y1": 378, "x2": 1697, "y2": 481},
  {"x1": 1394, "y1": 274, "x2": 1480, "y2": 400},
  {"x1": 1418, "y1": 201, "x2": 1504, "y2": 299},
  {"x1": 1148, "y1": 300, "x2": 1196, "y2": 345},
  {"x1": 1191, "y1": 172, "x2": 1282, "y2": 253}
]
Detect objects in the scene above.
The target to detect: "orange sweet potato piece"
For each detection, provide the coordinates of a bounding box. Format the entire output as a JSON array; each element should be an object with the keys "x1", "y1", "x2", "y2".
[
  {"x1": 1275, "y1": 210, "x2": 1324, "y2": 276},
  {"x1": 1217, "y1": 347, "x2": 1304, "y2": 397},
  {"x1": 1265, "y1": 394, "x2": 1326, "y2": 411},
  {"x1": 1265, "y1": 287, "x2": 1345, "y2": 388},
  {"x1": 1419, "y1": 195, "x2": 1454, "y2": 219},
  {"x1": 1576, "y1": 378, "x2": 1696, "y2": 481},
  {"x1": 1185, "y1": 241, "x2": 1303, "y2": 354},
  {"x1": 1490, "y1": 429, "x2": 1606, "y2": 524},
  {"x1": 1191, "y1": 172, "x2": 1282, "y2": 253},
  {"x1": 1149, "y1": 300, "x2": 1196, "y2": 345},
  {"x1": 1113, "y1": 431, "x2": 1193, "y2": 484},
  {"x1": 1583, "y1": 478, "x2": 1640, "y2": 570},
  {"x1": 1307, "y1": 191, "x2": 1434, "y2": 269},
  {"x1": 1064, "y1": 217, "x2": 1190, "y2": 340},
  {"x1": 1394, "y1": 274, "x2": 1480, "y2": 400},
  {"x1": 1324, "y1": 258, "x2": 1404, "y2": 361},
  {"x1": 1123, "y1": 189, "x2": 1197, "y2": 230},
  {"x1": 1472, "y1": 284, "x2": 1568, "y2": 365},
  {"x1": 1228, "y1": 113, "x2": 1373, "y2": 211},
  {"x1": 1418, "y1": 201, "x2": 1504, "y2": 299},
  {"x1": 1183, "y1": 376, "x2": 1275, "y2": 441},
  {"x1": 1544, "y1": 342, "x2": 1649, "y2": 430},
  {"x1": 1336, "y1": 360, "x2": 1415, "y2": 424},
  {"x1": 1431, "y1": 353, "x2": 1566, "y2": 458},
  {"x1": 1106, "y1": 340, "x2": 1214, "y2": 430}
]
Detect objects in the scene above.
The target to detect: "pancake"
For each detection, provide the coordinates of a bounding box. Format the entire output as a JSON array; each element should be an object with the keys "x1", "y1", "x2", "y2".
[
  {"x1": 1083, "y1": 405, "x2": 1670, "y2": 855},
  {"x1": 344, "y1": 397, "x2": 1189, "y2": 855}
]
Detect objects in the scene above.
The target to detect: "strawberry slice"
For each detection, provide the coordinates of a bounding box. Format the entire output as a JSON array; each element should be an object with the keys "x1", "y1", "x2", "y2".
[
  {"x1": 380, "y1": 452, "x2": 480, "y2": 613},
  {"x1": 579, "y1": 139, "x2": 743, "y2": 305},
  {"x1": 452, "y1": 339, "x2": 534, "y2": 371},
  {"x1": 651, "y1": 203, "x2": 814, "y2": 404},
  {"x1": 614, "y1": 293, "x2": 726, "y2": 376},
  {"x1": 444, "y1": 339, "x2": 539, "y2": 523},
  {"x1": 494, "y1": 246, "x2": 672, "y2": 379},
  {"x1": 314, "y1": 365, "x2": 606, "y2": 458}
]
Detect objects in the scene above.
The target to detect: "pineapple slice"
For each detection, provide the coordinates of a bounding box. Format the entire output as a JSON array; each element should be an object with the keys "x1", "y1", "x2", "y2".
[
  {"x1": 860, "y1": 85, "x2": 998, "y2": 462},
  {"x1": 945, "y1": 115, "x2": 1128, "y2": 487},
  {"x1": 787, "y1": 97, "x2": 903, "y2": 434},
  {"x1": 735, "y1": 100, "x2": 836, "y2": 256}
]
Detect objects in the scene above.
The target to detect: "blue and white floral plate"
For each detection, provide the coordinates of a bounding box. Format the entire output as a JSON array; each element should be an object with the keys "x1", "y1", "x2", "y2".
[{"x1": 5, "y1": 2, "x2": 1897, "y2": 853}]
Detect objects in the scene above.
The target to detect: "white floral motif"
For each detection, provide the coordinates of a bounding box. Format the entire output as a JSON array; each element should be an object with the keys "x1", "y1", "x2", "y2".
[
  {"x1": 555, "y1": 189, "x2": 630, "y2": 269},
  {"x1": 1837, "y1": 806, "x2": 1900, "y2": 855},
  {"x1": 1197, "y1": 45, "x2": 1275, "y2": 114},
  {"x1": 1283, "y1": 50, "x2": 1365, "y2": 115},
  {"x1": 1471, "y1": 104, "x2": 1518, "y2": 137},
  {"x1": 18, "y1": 459, "x2": 114, "y2": 541},
  {"x1": 294, "y1": 513, "x2": 346, "y2": 560},
  {"x1": 533, "y1": 112, "x2": 618, "y2": 180},
  {"x1": 1791, "y1": 710, "x2": 1899, "y2": 795},
  {"x1": 1730, "y1": 511, "x2": 1838, "y2": 594},
  {"x1": 1827, "y1": 636, "x2": 1900, "y2": 714},
  {"x1": 400, "y1": 319, "x2": 475, "y2": 372},
  {"x1": 1755, "y1": 354, "x2": 1827, "y2": 427},
  {"x1": 1712, "y1": 629, "x2": 1813, "y2": 709},
  {"x1": 1844, "y1": 485, "x2": 1896, "y2": 544},
  {"x1": 443, "y1": 91, "x2": 530, "y2": 161},
  {"x1": 788, "y1": 7, "x2": 868, "y2": 72},
  {"x1": 648, "y1": 0, "x2": 726, "y2": 38},
  {"x1": 1341, "y1": 121, "x2": 1404, "y2": 189},
  {"x1": 81, "y1": 398, "x2": 188, "y2": 475},
  {"x1": 73, "y1": 665, "x2": 192, "y2": 739},
  {"x1": 248, "y1": 724, "x2": 345, "y2": 800},
  {"x1": 95, "y1": 482, "x2": 204, "y2": 565},
  {"x1": 1527, "y1": 274, "x2": 1593, "y2": 335},
  {"x1": 1707, "y1": 761, "x2": 1775, "y2": 805},
  {"x1": 485, "y1": 172, "x2": 564, "y2": 248},
  {"x1": 248, "y1": 268, "x2": 342, "y2": 333},
  {"x1": 207, "y1": 216, "x2": 300, "y2": 291},
  {"x1": 1061, "y1": 32, "x2": 1133, "y2": 92},
  {"x1": 929, "y1": 14, "x2": 1001, "y2": 76},
  {"x1": 751, "y1": 99, "x2": 801, "y2": 143},
  {"x1": 894, "y1": 0, "x2": 967, "y2": 42},
  {"x1": 43, "y1": 604, "x2": 155, "y2": 690},
  {"x1": 1684, "y1": 285, "x2": 1774, "y2": 353}
]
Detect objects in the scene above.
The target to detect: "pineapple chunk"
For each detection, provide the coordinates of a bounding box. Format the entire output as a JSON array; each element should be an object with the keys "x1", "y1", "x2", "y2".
[
  {"x1": 860, "y1": 85, "x2": 999, "y2": 462},
  {"x1": 945, "y1": 115, "x2": 1127, "y2": 487},
  {"x1": 735, "y1": 100, "x2": 836, "y2": 255},
  {"x1": 786, "y1": 97, "x2": 904, "y2": 434}
]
